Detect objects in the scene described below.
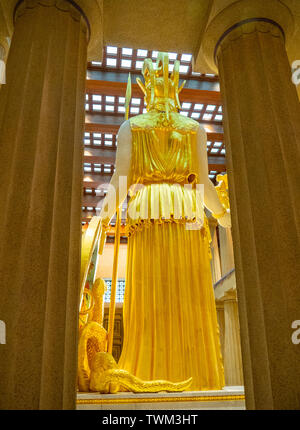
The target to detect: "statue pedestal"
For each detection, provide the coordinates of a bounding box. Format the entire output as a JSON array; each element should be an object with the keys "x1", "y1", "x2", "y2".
[{"x1": 77, "y1": 387, "x2": 245, "y2": 410}]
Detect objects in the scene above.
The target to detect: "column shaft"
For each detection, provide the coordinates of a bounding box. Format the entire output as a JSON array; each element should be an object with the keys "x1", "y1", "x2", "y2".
[
  {"x1": 0, "y1": 0, "x2": 87, "y2": 409},
  {"x1": 0, "y1": 41, "x2": 8, "y2": 86},
  {"x1": 223, "y1": 295, "x2": 243, "y2": 386},
  {"x1": 216, "y1": 301, "x2": 225, "y2": 364},
  {"x1": 217, "y1": 20, "x2": 300, "y2": 409},
  {"x1": 219, "y1": 227, "x2": 235, "y2": 276},
  {"x1": 210, "y1": 222, "x2": 222, "y2": 283}
]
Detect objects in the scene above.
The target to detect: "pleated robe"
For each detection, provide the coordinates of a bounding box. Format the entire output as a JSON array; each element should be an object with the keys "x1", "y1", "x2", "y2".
[{"x1": 118, "y1": 111, "x2": 224, "y2": 391}]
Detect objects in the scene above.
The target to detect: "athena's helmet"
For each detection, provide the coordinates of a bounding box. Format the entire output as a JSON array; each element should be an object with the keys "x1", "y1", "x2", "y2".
[{"x1": 136, "y1": 52, "x2": 186, "y2": 119}]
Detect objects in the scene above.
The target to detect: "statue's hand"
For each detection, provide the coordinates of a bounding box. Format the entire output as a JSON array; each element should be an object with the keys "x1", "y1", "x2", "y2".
[{"x1": 218, "y1": 211, "x2": 231, "y2": 229}]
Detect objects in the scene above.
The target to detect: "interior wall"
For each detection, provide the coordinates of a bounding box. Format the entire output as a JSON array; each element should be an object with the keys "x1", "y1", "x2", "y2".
[{"x1": 96, "y1": 242, "x2": 128, "y2": 279}]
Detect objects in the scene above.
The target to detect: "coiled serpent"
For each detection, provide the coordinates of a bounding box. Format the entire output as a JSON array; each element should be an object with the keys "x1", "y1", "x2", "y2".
[{"x1": 89, "y1": 352, "x2": 192, "y2": 394}]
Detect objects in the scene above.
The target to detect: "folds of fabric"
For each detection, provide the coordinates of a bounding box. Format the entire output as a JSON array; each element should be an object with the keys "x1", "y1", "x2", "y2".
[
  {"x1": 127, "y1": 183, "x2": 206, "y2": 236},
  {"x1": 118, "y1": 222, "x2": 225, "y2": 391}
]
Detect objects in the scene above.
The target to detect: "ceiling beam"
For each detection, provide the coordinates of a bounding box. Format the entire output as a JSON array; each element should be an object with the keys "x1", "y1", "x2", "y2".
[
  {"x1": 83, "y1": 150, "x2": 115, "y2": 165},
  {"x1": 86, "y1": 79, "x2": 221, "y2": 104}
]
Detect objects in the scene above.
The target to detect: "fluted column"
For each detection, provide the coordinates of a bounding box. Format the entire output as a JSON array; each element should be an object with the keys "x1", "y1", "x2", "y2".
[
  {"x1": 0, "y1": 0, "x2": 88, "y2": 409},
  {"x1": 223, "y1": 292, "x2": 243, "y2": 386},
  {"x1": 209, "y1": 219, "x2": 222, "y2": 284},
  {"x1": 217, "y1": 19, "x2": 300, "y2": 409},
  {"x1": 0, "y1": 44, "x2": 5, "y2": 85},
  {"x1": 219, "y1": 227, "x2": 234, "y2": 276},
  {"x1": 215, "y1": 300, "x2": 225, "y2": 363},
  {"x1": 0, "y1": 38, "x2": 9, "y2": 86}
]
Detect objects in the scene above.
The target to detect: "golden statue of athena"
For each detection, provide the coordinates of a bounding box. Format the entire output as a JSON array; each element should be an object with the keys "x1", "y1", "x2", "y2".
[{"x1": 79, "y1": 52, "x2": 231, "y2": 393}]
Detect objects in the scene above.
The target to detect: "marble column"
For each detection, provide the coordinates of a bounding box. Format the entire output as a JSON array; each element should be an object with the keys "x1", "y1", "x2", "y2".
[
  {"x1": 219, "y1": 227, "x2": 234, "y2": 276},
  {"x1": 0, "y1": 44, "x2": 5, "y2": 85},
  {"x1": 0, "y1": 38, "x2": 9, "y2": 86},
  {"x1": 215, "y1": 300, "x2": 225, "y2": 364},
  {"x1": 0, "y1": 0, "x2": 88, "y2": 409},
  {"x1": 223, "y1": 292, "x2": 243, "y2": 386},
  {"x1": 217, "y1": 20, "x2": 300, "y2": 409},
  {"x1": 209, "y1": 219, "x2": 222, "y2": 284}
]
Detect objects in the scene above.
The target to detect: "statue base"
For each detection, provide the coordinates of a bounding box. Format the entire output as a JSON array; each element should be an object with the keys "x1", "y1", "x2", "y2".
[{"x1": 77, "y1": 386, "x2": 245, "y2": 410}]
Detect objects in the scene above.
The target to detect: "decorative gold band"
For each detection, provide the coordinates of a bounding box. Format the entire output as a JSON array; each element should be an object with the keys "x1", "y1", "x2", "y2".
[{"x1": 77, "y1": 394, "x2": 245, "y2": 405}]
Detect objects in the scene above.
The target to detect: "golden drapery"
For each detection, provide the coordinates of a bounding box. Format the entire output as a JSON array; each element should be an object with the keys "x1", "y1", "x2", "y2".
[{"x1": 118, "y1": 112, "x2": 224, "y2": 391}]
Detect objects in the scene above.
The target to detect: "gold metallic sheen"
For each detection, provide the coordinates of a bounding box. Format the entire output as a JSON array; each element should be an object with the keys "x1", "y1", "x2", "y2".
[
  {"x1": 137, "y1": 52, "x2": 185, "y2": 116},
  {"x1": 77, "y1": 395, "x2": 245, "y2": 405},
  {"x1": 215, "y1": 174, "x2": 230, "y2": 211},
  {"x1": 78, "y1": 278, "x2": 108, "y2": 392},
  {"x1": 107, "y1": 209, "x2": 121, "y2": 354},
  {"x1": 118, "y1": 54, "x2": 224, "y2": 391},
  {"x1": 89, "y1": 353, "x2": 193, "y2": 394},
  {"x1": 80, "y1": 216, "x2": 103, "y2": 309},
  {"x1": 79, "y1": 53, "x2": 225, "y2": 394}
]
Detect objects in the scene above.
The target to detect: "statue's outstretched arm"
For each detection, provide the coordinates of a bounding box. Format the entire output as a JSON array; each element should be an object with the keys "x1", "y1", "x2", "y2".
[
  {"x1": 99, "y1": 120, "x2": 132, "y2": 225},
  {"x1": 196, "y1": 126, "x2": 231, "y2": 228}
]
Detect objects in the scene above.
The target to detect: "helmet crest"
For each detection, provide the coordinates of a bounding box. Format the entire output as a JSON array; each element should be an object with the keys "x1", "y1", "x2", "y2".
[{"x1": 136, "y1": 52, "x2": 186, "y2": 120}]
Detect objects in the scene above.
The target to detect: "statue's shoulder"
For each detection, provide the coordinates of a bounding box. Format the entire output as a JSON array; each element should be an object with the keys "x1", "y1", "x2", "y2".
[
  {"x1": 129, "y1": 111, "x2": 162, "y2": 130},
  {"x1": 130, "y1": 111, "x2": 199, "y2": 133},
  {"x1": 170, "y1": 112, "x2": 199, "y2": 133}
]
